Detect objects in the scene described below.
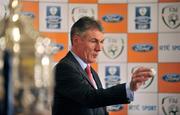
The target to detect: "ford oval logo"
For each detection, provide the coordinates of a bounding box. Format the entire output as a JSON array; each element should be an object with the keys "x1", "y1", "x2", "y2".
[
  {"x1": 132, "y1": 44, "x2": 154, "y2": 52},
  {"x1": 102, "y1": 14, "x2": 123, "y2": 23},
  {"x1": 49, "y1": 42, "x2": 64, "y2": 54},
  {"x1": 162, "y1": 74, "x2": 180, "y2": 82},
  {"x1": 20, "y1": 11, "x2": 35, "y2": 18}
]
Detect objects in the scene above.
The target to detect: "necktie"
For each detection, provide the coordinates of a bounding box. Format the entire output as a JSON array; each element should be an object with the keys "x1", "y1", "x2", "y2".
[{"x1": 85, "y1": 64, "x2": 97, "y2": 89}]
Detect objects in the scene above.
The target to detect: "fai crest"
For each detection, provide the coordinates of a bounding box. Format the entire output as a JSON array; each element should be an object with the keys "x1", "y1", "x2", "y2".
[
  {"x1": 72, "y1": 7, "x2": 95, "y2": 23},
  {"x1": 103, "y1": 37, "x2": 124, "y2": 59},
  {"x1": 162, "y1": 96, "x2": 179, "y2": 115},
  {"x1": 162, "y1": 5, "x2": 180, "y2": 29}
]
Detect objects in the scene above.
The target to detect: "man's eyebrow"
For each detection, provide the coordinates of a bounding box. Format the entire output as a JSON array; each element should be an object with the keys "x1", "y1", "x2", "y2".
[
  {"x1": 89, "y1": 38, "x2": 97, "y2": 41},
  {"x1": 90, "y1": 38, "x2": 104, "y2": 43}
]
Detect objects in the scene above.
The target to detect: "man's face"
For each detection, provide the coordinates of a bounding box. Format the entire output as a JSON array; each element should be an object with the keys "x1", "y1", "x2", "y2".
[{"x1": 73, "y1": 29, "x2": 104, "y2": 63}]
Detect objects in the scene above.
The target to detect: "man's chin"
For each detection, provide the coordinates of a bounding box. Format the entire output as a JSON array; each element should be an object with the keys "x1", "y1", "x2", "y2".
[{"x1": 89, "y1": 59, "x2": 97, "y2": 63}]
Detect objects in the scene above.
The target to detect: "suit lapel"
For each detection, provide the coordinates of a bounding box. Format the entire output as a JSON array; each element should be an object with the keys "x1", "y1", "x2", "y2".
[
  {"x1": 91, "y1": 68, "x2": 102, "y2": 89},
  {"x1": 66, "y1": 52, "x2": 97, "y2": 89}
]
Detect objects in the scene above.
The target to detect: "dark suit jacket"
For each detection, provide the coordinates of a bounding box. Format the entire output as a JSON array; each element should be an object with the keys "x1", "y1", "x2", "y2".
[{"x1": 52, "y1": 52, "x2": 130, "y2": 115}]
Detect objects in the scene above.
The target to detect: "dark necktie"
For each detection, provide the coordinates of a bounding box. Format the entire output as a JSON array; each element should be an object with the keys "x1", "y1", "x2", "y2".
[{"x1": 85, "y1": 64, "x2": 97, "y2": 89}]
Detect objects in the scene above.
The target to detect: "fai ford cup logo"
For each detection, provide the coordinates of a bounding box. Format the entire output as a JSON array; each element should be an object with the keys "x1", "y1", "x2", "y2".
[
  {"x1": 162, "y1": 96, "x2": 179, "y2": 115},
  {"x1": 162, "y1": 5, "x2": 180, "y2": 29},
  {"x1": 105, "y1": 66, "x2": 120, "y2": 87},
  {"x1": 46, "y1": 6, "x2": 61, "y2": 29},
  {"x1": 72, "y1": 7, "x2": 95, "y2": 22},
  {"x1": 103, "y1": 37, "x2": 124, "y2": 59},
  {"x1": 135, "y1": 7, "x2": 151, "y2": 30}
]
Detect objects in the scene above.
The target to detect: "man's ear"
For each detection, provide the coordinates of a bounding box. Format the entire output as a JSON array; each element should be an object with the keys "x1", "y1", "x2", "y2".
[{"x1": 72, "y1": 35, "x2": 80, "y2": 45}]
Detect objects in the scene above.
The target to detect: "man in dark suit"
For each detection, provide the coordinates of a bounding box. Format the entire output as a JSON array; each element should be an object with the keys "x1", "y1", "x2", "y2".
[{"x1": 52, "y1": 16, "x2": 153, "y2": 115}]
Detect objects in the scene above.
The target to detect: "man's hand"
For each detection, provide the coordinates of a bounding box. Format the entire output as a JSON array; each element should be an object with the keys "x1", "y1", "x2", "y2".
[{"x1": 130, "y1": 67, "x2": 155, "y2": 91}]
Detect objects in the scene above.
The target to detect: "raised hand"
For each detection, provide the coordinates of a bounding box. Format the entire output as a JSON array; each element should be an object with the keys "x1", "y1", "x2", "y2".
[{"x1": 130, "y1": 67, "x2": 155, "y2": 91}]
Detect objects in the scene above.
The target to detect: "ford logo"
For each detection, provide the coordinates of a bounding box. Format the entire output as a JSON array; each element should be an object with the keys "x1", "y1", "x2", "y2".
[
  {"x1": 49, "y1": 42, "x2": 64, "y2": 54},
  {"x1": 162, "y1": 74, "x2": 180, "y2": 82},
  {"x1": 102, "y1": 14, "x2": 123, "y2": 23},
  {"x1": 132, "y1": 44, "x2": 154, "y2": 52},
  {"x1": 20, "y1": 12, "x2": 35, "y2": 18}
]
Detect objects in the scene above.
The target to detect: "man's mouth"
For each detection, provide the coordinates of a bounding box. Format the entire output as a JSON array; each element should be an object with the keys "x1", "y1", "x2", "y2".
[{"x1": 93, "y1": 53, "x2": 98, "y2": 57}]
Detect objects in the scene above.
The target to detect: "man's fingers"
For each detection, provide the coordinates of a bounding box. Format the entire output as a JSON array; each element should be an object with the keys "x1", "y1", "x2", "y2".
[
  {"x1": 130, "y1": 66, "x2": 156, "y2": 91},
  {"x1": 132, "y1": 71, "x2": 153, "y2": 79},
  {"x1": 132, "y1": 67, "x2": 156, "y2": 75},
  {"x1": 132, "y1": 67, "x2": 151, "y2": 74},
  {"x1": 132, "y1": 76, "x2": 149, "y2": 83}
]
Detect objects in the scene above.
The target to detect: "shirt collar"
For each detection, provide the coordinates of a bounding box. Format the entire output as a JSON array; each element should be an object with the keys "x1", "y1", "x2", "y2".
[{"x1": 70, "y1": 51, "x2": 87, "y2": 70}]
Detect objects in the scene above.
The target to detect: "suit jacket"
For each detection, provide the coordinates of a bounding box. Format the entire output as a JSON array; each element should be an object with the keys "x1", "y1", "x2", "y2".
[{"x1": 52, "y1": 52, "x2": 130, "y2": 115}]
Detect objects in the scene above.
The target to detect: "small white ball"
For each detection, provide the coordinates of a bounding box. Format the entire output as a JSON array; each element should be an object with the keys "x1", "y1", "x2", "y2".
[{"x1": 150, "y1": 68, "x2": 156, "y2": 76}]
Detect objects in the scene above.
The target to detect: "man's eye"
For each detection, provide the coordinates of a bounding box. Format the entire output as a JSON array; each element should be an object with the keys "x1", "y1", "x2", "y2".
[
  {"x1": 100, "y1": 40, "x2": 104, "y2": 44},
  {"x1": 90, "y1": 40, "x2": 97, "y2": 43}
]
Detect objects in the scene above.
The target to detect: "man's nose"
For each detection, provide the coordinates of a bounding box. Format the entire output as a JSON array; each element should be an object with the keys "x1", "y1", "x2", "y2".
[{"x1": 95, "y1": 42, "x2": 103, "y2": 51}]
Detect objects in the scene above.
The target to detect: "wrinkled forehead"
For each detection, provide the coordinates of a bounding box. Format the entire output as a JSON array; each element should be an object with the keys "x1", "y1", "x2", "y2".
[{"x1": 81, "y1": 29, "x2": 104, "y2": 40}]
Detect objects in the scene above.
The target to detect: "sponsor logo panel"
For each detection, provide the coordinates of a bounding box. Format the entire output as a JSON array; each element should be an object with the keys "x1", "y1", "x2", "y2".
[
  {"x1": 98, "y1": 4, "x2": 127, "y2": 33},
  {"x1": 128, "y1": 3, "x2": 157, "y2": 33},
  {"x1": 18, "y1": 1, "x2": 180, "y2": 115},
  {"x1": 98, "y1": 33, "x2": 127, "y2": 63},
  {"x1": 128, "y1": 93, "x2": 158, "y2": 115},
  {"x1": 158, "y1": 63, "x2": 180, "y2": 93},
  {"x1": 159, "y1": 3, "x2": 180, "y2": 32},
  {"x1": 39, "y1": 2, "x2": 68, "y2": 32},
  {"x1": 158, "y1": 33, "x2": 180, "y2": 62},
  {"x1": 98, "y1": 63, "x2": 127, "y2": 90},
  {"x1": 128, "y1": 63, "x2": 158, "y2": 93},
  {"x1": 159, "y1": 93, "x2": 180, "y2": 115},
  {"x1": 128, "y1": 33, "x2": 158, "y2": 62},
  {"x1": 98, "y1": 63, "x2": 127, "y2": 112}
]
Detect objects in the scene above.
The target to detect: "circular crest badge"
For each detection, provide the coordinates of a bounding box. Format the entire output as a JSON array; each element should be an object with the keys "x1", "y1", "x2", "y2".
[{"x1": 103, "y1": 36, "x2": 124, "y2": 59}]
